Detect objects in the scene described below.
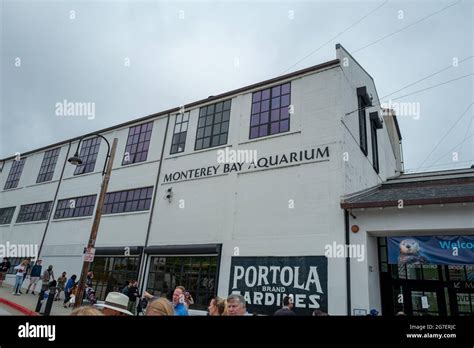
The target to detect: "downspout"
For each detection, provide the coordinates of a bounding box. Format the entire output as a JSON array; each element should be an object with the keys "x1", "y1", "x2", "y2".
[
  {"x1": 138, "y1": 114, "x2": 171, "y2": 293},
  {"x1": 345, "y1": 209, "x2": 352, "y2": 316},
  {"x1": 37, "y1": 142, "x2": 72, "y2": 259}
]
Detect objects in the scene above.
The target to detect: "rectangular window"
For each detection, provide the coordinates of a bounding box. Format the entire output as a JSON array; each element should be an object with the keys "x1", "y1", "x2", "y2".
[
  {"x1": 74, "y1": 138, "x2": 101, "y2": 175},
  {"x1": 103, "y1": 187, "x2": 153, "y2": 214},
  {"x1": 170, "y1": 112, "x2": 189, "y2": 154},
  {"x1": 146, "y1": 255, "x2": 218, "y2": 310},
  {"x1": 37, "y1": 148, "x2": 61, "y2": 183},
  {"x1": 54, "y1": 194, "x2": 97, "y2": 219},
  {"x1": 122, "y1": 121, "x2": 153, "y2": 165},
  {"x1": 195, "y1": 100, "x2": 231, "y2": 150},
  {"x1": 16, "y1": 201, "x2": 53, "y2": 223},
  {"x1": 370, "y1": 118, "x2": 379, "y2": 173},
  {"x1": 250, "y1": 82, "x2": 291, "y2": 139},
  {"x1": 4, "y1": 158, "x2": 26, "y2": 190},
  {"x1": 357, "y1": 87, "x2": 371, "y2": 156},
  {"x1": 0, "y1": 207, "x2": 16, "y2": 225}
]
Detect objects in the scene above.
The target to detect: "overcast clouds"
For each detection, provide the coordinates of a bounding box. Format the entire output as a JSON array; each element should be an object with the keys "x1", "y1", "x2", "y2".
[{"x1": 1, "y1": 0, "x2": 473, "y2": 172}]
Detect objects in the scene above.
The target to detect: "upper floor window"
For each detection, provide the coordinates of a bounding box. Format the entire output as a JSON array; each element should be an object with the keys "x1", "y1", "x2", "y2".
[
  {"x1": 250, "y1": 82, "x2": 291, "y2": 139},
  {"x1": 4, "y1": 158, "x2": 26, "y2": 190},
  {"x1": 370, "y1": 112, "x2": 382, "y2": 174},
  {"x1": 16, "y1": 201, "x2": 53, "y2": 223},
  {"x1": 122, "y1": 121, "x2": 153, "y2": 165},
  {"x1": 37, "y1": 148, "x2": 61, "y2": 183},
  {"x1": 0, "y1": 207, "x2": 16, "y2": 225},
  {"x1": 74, "y1": 138, "x2": 101, "y2": 175},
  {"x1": 54, "y1": 194, "x2": 97, "y2": 219},
  {"x1": 357, "y1": 87, "x2": 372, "y2": 156},
  {"x1": 103, "y1": 186, "x2": 153, "y2": 214},
  {"x1": 170, "y1": 112, "x2": 189, "y2": 154},
  {"x1": 195, "y1": 100, "x2": 231, "y2": 150}
]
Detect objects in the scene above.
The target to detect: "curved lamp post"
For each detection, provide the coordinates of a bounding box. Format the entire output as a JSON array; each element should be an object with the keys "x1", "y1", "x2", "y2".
[{"x1": 68, "y1": 133, "x2": 118, "y2": 308}]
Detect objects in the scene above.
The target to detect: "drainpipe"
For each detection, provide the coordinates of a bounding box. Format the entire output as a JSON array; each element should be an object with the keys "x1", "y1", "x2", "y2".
[
  {"x1": 138, "y1": 114, "x2": 171, "y2": 293},
  {"x1": 345, "y1": 209, "x2": 352, "y2": 316}
]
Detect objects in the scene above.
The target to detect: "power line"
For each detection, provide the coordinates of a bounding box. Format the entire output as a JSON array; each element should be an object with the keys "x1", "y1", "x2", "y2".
[
  {"x1": 417, "y1": 102, "x2": 473, "y2": 169},
  {"x1": 345, "y1": 72, "x2": 474, "y2": 116},
  {"x1": 282, "y1": 0, "x2": 389, "y2": 74},
  {"x1": 352, "y1": 0, "x2": 462, "y2": 54},
  {"x1": 428, "y1": 134, "x2": 473, "y2": 168},
  {"x1": 381, "y1": 55, "x2": 474, "y2": 99}
]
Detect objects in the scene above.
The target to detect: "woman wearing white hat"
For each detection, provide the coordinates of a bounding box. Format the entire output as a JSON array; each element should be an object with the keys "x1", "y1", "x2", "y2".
[{"x1": 95, "y1": 292, "x2": 133, "y2": 316}]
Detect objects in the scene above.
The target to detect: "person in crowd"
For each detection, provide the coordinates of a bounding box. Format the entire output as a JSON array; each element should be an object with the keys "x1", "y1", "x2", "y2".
[
  {"x1": 70, "y1": 306, "x2": 104, "y2": 316},
  {"x1": 0, "y1": 257, "x2": 11, "y2": 287},
  {"x1": 226, "y1": 294, "x2": 248, "y2": 316},
  {"x1": 172, "y1": 286, "x2": 189, "y2": 316},
  {"x1": 41, "y1": 265, "x2": 55, "y2": 292},
  {"x1": 274, "y1": 295, "x2": 296, "y2": 316},
  {"x1": 95, "y1": 292, "x2": 133, "y2": 316},
  {"x1": 12, "y1": 259, "x2": 29, "y2": 295},
  {"x1": 55, "y1": 272, "x2": 67, "y2": 301},
  {"x1": 145, "y1": 297, "x2": 174, "y2": 316},
  {"x1": 63, "y1": 274, "x2": 77, "y2": 308},
  {"x1": 208, "y1": 296, "x2": 227, "y2": 316},
  {"x1": 39, "y1": 280, "x2": 57, "y2": 314},
  {"x1": 20, "y1": 258, "x2": 32, "y2": 293},
  {"x1": 121, "y1": 280, "x2": 130, "y2": 296},
  {"x1": 26, "y1": 259, "x2": 42, "y2": 295},
  {"x1": 86, "y1": 271, "x2": 94, "y2": 288},
  {"x1": 127, "y1": 280, "x2": 140, "y2": 315}
]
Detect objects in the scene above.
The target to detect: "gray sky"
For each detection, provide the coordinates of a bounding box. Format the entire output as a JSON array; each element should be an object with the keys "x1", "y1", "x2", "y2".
[{"x1": 1, "y1": 0, "x2": 473, "y2": 172}]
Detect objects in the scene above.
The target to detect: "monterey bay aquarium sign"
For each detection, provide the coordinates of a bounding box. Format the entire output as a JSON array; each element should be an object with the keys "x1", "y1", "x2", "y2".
[
  {"x1": 229, "y1": 256, "x2": 328, "y2": 315},
  {"x1": 162, "y1": 145, "x2": 330, "y2": 184},
  {"x1": 388, "y1": 236, "x2": 474, "y2": 265}
]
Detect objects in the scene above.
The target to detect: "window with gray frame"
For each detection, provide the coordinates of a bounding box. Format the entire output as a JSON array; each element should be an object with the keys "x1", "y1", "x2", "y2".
[
  {"x1": 37, "y1": 148, "x2": 61, "y2": 183},
  {"x1": 54, "y1": 194, "x2": 97, "y2": 219},
  {"x1": 74, "y1": 138, "x2": 101, "y2": 175},
  {"x1": 16, "y1": 201, "x2": 53, "y2": 223},
  {"x1": 0, "y1": 207, "x2": 15, "y2": 225},
  {"x1": 4, "y1": 158, "x2": 26, "y2": 190},
  {"x1": 195, "y1": 100, "x2": 231, "y2": 150},
  {"x1": 103, "y1": 187, "x2": 153, "y2": 214},
  {"x1": 170, "y1": 112, "x2": 189, "y2": 154}
]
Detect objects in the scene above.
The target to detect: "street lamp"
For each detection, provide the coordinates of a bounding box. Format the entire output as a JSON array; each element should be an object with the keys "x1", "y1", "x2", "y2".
[{"x1": 68, "y1": 133, "x2": 118, "y2": 308}]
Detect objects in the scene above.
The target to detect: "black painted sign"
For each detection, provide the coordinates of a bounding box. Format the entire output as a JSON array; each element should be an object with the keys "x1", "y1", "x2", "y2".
[{"x1": 229, "y1": 256, "x2": 328, "y2": 315}]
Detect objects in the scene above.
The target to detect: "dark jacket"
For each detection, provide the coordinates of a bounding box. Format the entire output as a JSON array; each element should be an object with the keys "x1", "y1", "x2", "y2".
[
  {"x1": 127, "y1": 286, "x2": 139, "y2": 302},
  {"x1": 274, "y1": 307, "x2": 296, "y2": 316},
  {"x1": 30, "y1": 265, "x2": 42, "y2": 277},
  {"x1": 0, "y1": 261, "x2": 11, "y2": 273}
]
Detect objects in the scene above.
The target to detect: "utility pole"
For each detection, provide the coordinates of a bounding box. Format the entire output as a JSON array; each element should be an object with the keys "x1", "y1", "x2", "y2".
[{"x1": 74, "y1": 138, "x2": 118, "y2": 308}]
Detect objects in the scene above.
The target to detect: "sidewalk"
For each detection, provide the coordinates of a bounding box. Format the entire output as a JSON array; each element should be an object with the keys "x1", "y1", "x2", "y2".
[{"x1": 0, "y1": 284, "x2": 72, "y2": 316}]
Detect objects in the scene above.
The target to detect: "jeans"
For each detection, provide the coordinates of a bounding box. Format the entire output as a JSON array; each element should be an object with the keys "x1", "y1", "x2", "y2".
[{"x1": 14, "y1": 275, "x2": 23, "y2": 294}]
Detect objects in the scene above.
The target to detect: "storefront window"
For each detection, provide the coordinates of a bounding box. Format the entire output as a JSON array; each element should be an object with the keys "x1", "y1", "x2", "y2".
[
  {"x1": 90, "y1": 256, "x2": 139, "y2": 300},
  {"x1": 448, "y1": 265, "x2": 466, "y2": 281},
  {"x1": 422, "y1": 265, "x2": 439, "y2": 280},
  {"x1": 146, "y1": 255, "x2": 218, "y2": 310}
]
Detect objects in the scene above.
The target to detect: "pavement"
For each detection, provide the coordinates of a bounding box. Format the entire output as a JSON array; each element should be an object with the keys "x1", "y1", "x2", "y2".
[{"x1": 0, "y1": 283, "x2": 72, "y2": 316}]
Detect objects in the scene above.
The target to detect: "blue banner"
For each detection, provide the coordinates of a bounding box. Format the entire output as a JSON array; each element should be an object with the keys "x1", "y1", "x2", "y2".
[{"x1": 388, "y1": 236, "x2": 474, "y2": 265}]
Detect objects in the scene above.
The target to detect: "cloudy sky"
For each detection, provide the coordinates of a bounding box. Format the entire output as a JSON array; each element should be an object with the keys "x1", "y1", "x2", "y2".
[{"x1": 1, "y1": 0, "x2": 472, "y2": 172}]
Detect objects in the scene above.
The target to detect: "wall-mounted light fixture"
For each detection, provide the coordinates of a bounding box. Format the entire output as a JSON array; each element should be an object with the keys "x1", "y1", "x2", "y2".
[{"x1": 165, "y1": 187, "x2": 173, "y2": 203}]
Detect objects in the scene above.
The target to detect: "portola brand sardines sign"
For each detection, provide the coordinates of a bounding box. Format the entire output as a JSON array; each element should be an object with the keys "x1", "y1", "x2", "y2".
[{"x1": 229, "y1": 256, "x2": 328, "y2": 315}]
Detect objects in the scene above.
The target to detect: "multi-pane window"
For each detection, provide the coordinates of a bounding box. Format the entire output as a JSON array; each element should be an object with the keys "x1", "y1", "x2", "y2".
[
  {"x1": 0, "y1": 207, "x2": 16, "y2": 225},
  {"x1": 250, "y1": 82, "x2": 291, "y2": 139},
  {"x1": 195, "y1": 100, "x2": 231, "y2": 150},
  {"x1": 16, "y1": 201, "x2": 52, "y2": 223},
  {"x1": 54, "y1": 194, "x2": 97, "y2": 219},
  {"x1": 170, "y1": 112, "x2": 189, "y2": 154},
  {"x1": 103, "y1": 187, "x2": 153, "y2": 214},
  {"x1": 37, "y1": 148, "x2": 61, "y2": 183},
  {"x1": 4, "y1": 158, "x2": 26, "y2": 190},
  {"x1": 370, "y1": 116, "x2": 380, "y2": 174},
  {"x1": 122, "y1": 121, "x2": 153, "y2": 165},
  {"x1": 74, "y1": 138, "x2": 101, "y2": 175},
  {"x1": 357, "y1": 87, "x2": 370, "y2": 156}
]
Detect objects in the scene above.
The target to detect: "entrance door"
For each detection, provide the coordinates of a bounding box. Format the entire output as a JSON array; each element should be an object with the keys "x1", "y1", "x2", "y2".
[{"x1": 403, "y1": 284, "x2": 447, "y2": 316}]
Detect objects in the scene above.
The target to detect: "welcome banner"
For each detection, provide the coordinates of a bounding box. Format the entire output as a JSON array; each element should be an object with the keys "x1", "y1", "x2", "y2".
[{"x1": 388, "y1": 236, "x2": 474, "y2": 265}]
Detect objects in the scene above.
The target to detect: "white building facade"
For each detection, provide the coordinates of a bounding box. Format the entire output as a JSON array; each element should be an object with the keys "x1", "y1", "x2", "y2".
[{"x1": 1, "y1": 44, "x2": 471, "y2": 315}]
